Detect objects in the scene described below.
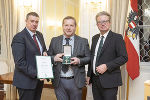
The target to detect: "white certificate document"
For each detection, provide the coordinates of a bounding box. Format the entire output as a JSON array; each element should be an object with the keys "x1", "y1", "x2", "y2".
[{"x1": 36, "y1": 56, "x2": 54, "y2": 79}]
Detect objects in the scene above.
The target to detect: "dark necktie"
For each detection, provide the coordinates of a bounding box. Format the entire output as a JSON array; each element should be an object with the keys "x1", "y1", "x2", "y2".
[
  {"x1": 65, "y1": 38, "x2": 70, "y2": 45},
  {"x1": 33, "y1": 34, "x2": 41, "y2": 55},
  {"x1": 62, "y1": 38, "x2": 70, "y2": 73},
  {"x1": 95, "y1": 36, "x2": 104, "y2": 75}
]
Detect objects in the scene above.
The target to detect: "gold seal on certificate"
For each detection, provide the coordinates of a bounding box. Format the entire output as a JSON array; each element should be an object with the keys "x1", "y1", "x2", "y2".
[
  {"x1": 36, "y1": 56, "x2": 54, "y2": 79},
  {"x1": 62, "y1": 45, "x2": 72, "y2": 64}
]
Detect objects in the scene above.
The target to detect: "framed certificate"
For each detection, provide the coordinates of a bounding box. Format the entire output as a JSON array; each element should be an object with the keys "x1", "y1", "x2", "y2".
[
  {"x1": 36, "y1": 56, "x2": 54, "y2": 79},
  {"x1": 62, "y1": 45, "x2": 72, "y2": 64}
]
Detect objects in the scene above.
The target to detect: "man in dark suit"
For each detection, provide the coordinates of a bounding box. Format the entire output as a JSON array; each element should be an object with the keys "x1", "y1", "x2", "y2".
[
  {"x1": 11, "y1": 12, "x2": 47, "y2": 100},
  {"x1": 86, "y1": 11, "x2": 128, "y2": 100},
  {"x1": 48, "y1": 16, "x2": 90, "y2": 100}
]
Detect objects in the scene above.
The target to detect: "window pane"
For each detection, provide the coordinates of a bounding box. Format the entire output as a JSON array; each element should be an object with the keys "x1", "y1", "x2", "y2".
[{"x1": 139, "y1": 0, "x2": 150, "y2": 62}]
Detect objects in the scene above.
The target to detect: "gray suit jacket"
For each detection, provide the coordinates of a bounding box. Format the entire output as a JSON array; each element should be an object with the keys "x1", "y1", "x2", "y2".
[{"x1": 48, "y1": 35, "x2": 90, "y2": 88}]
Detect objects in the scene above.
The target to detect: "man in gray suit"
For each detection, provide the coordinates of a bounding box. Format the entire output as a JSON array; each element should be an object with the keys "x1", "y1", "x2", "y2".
[{"x1": 48, "y1": 16, "x2": 90, "y2": 100}]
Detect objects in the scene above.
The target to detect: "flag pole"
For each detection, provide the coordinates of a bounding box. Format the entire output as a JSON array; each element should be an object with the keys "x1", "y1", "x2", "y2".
[{"x1": 126, "y1": 74, "x2": 129, "y2": 100}]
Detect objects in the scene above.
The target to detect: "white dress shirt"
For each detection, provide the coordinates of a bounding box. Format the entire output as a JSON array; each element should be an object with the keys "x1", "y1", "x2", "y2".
[{"x1": 93, "y1": 31, "x2": 109, "y2": 74}]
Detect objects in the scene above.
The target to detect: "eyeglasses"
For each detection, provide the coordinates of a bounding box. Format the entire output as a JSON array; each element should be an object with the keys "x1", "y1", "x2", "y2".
[{"x1": 97, "y1": 20, "x2": 110, "y2": 24}]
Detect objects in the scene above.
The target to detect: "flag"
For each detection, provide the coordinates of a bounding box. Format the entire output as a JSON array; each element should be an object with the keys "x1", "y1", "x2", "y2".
[{"x1": 124, "y1": 0, "x2": 140, "y2": 80}]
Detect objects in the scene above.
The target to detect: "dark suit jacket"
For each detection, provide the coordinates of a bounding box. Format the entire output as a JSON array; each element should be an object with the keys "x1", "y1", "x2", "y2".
[
  {"x1": 48, "y1": 35, "x2": 90, "y2": 88},
  {"x1": 11, "y1": 28, "x2": 47, "y2": 89},
  {"x1": 87, "y1": 30, "x2": 128, "y2": 88}
]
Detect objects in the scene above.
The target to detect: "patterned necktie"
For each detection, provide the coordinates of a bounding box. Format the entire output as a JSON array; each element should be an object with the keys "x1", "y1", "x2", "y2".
[
  {"x1": 62, "y1": 38, "x2": 70, "y2": 73},
  {"x1": 95, "y1": 36, "x2": 104, "y2": 75},
  {"x1": 33, "y1": 34, "x2": 41, "y2": 55}
]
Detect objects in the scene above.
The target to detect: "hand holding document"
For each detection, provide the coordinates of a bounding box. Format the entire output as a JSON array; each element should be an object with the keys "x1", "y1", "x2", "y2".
[{"x1": 36, "y1": 56, "x2": 54, "y2": 79}]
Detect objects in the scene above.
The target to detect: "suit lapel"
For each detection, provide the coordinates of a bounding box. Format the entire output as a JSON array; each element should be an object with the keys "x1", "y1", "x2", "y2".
[
  {"x1": 92, "y1": 34, "x2": 100, "y2": 55},
  {"x1": 100, "y1": 31, "x2": 113, "y2": 55},
  {"x1": 58, "y1": 35, "x2": 64, "y2": 53},
  {"x1": 24, "y1": 28, "x2": 41, "y2": 55},
  {"x1": 58, "y1": 35, "x2": 63, "y2": 72},
  {"x1": 36, "y1": 32, "x2": 45, "y2": 52},
  {"x1": 24, "y1": 28, "x2": 37, "y2": 49},
  {"x1": 72, "y1": 35, "x2": 79, "y2": 56}
]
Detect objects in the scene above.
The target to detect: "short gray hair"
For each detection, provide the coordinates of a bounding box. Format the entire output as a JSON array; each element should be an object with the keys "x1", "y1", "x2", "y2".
[{"x1": 95, "y1": 11, "x2": 111, "y2": 23}]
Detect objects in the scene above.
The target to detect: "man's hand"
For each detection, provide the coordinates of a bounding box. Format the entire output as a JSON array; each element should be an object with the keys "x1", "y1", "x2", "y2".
[
  {"x1": 71, "y1": 57, "x2": 80, "y2": 65},
  {"x1": 86, "y1": 77, "x2": 91, "y2": 85},
  {"x1": 54, "y1": 53, "x2": 64, "y2": 62},
  {"x1": 43, "y1": 52, "x2": 48, "y2": 56},
  {"x1": 96, "y1": 64, "x2": 107, "y2": 74},
  {"x1": 40, "y1": 79, "x2": 45, "y2": 81}
]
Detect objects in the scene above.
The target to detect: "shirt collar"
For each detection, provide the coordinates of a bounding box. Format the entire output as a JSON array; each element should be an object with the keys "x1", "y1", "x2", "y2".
[
  {"x1": 26, "y1": 27, "x2": 36, "y2": 37},
  {"x1": 63, "y1": 35, "x2": 74, "y2": 41},
  {"x1": 100, "y1": 30, "x2": 109, "y2": 38}
]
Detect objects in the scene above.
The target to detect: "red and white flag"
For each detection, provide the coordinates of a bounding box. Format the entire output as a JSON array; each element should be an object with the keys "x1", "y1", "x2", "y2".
[{"x1": 124, "y1": 0, "x2": 140, "y2": 80}]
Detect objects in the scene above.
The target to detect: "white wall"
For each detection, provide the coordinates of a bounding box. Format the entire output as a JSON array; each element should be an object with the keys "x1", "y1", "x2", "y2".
[{"x1": 128, "y1": 63, "x2": 150, "y2": 100}]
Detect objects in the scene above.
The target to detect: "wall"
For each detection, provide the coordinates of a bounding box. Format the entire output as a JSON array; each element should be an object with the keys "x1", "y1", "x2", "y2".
[
  {"x1": 128, "y1": 63, "x2": 150, "y2": 100},
  {"x1": 41, "y1": 0, "x2": 79, "y2": 48}
]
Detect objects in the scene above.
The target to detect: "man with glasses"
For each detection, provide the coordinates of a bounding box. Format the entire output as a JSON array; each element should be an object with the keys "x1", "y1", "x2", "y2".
[{"x1": 86, "y1": 11, "x2": 128, "y2": 100}]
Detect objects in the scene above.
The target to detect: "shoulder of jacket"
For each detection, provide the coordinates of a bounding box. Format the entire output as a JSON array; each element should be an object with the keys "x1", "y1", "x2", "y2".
[
  {"x1": 51, "y1": 35, "x2": 62, "y2": 40},
  {"x1": 110, "y1": 31, "x2": 122, "y2": 37},
  {"x1": 75, "y1": 35, "x2": 88, "y2": 42},
  {"x1": 92, "y1": 34, "x2": 99, "y2": 39}
]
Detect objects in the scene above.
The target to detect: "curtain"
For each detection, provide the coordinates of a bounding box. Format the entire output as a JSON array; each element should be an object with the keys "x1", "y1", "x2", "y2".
[
  {"x1": 108, "y1": 0, "x2": 129, "y2": 34},
  {"x1": 0, "y1": 0, "x2": 19, "y2": 99}
]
